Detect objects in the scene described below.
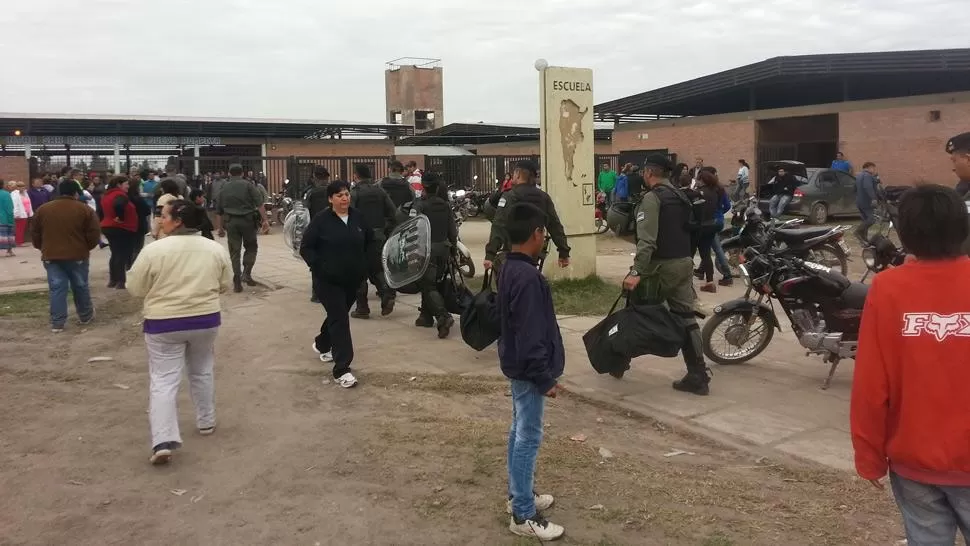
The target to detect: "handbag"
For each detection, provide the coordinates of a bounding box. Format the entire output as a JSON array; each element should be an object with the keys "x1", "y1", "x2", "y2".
[{"x1": 459, "y1": 270, "x2": 500, "y2": 351}]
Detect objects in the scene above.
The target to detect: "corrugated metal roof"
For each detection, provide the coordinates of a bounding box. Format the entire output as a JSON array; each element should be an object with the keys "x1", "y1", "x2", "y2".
[
  {"x1": 595, "y1": 48, "x2": 970, "y2": 121},
  {"x1": 0, "y1": 112, "x2": 412, "y2": 138}
]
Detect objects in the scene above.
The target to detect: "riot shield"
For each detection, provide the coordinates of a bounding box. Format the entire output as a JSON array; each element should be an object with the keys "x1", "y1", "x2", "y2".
[
  {"x1": 382, "y1": 214, "x2": 432, "y2": 289},
  {"x1": 283, "y1": 201, "x2": 311, "y2": 259}
]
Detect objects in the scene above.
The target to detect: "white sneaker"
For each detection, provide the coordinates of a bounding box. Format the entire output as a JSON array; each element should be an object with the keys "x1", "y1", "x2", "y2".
[
  {"x1": 509, "y1": 514, "x2": 564, "y2": 541},
  {"x1": 506, "y1": 492, "x2": 555, "y2": 514},
  {"x1": 335, "y1": 372, "x2": 358, "y2": 388},
  {"x1": 51, "y1": 327, "x2": 64, "y2": 334},
  {"x1": 311, "y1": 343, "x2": 334, "y2": 362}
]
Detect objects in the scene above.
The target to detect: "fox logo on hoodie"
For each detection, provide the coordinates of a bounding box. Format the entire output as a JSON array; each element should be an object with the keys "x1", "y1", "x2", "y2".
[{"x1": 902, "y1": 313, "x2": 970, "y2": 341}]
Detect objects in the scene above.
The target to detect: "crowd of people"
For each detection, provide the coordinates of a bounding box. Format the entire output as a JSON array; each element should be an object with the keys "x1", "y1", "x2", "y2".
[{"x1": 10, "y1": 128, "x2": 970, "y2": 542}]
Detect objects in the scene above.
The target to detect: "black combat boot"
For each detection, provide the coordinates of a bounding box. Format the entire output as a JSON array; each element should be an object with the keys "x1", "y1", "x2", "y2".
[
  {"x1": 436, "y1": 315, "x2": 455, "y2": 339},
  {"x1": 673, "y1": 321, "x2": 711, "y2": 395},
  {"x1": 233, "y1": 274, "x2": 243, "y2": 293},
  {"x1": 672, "y1": 371, "x2": 711, "y2": 396},
  {"x1": 241, "y1": 269, "x2": 258, "y2": 287},
  {"x1": 351, "y1": 298, "x2": 371, "y2": 319},
  {"x1": 415, "y1": 309, "x2": 434, "y2": 328},
  {"x1": 380, "y1": 294, "x2": 395, "y2": 316}
]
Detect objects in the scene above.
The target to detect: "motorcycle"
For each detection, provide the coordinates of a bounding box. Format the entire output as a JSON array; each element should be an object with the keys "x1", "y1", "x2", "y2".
[
  {"x1": 861, "y1": 233, "x2": 907, "y2": 281},
  {"x1": 594, "y1": 191, "x2": 609, "y2": 234},
  {"x1": 720, "y1": 196, "x2": 850, "y2": 276},
  {"x1": 701, "y1": 241, "x2": 868, "y2": 389},
  {"x1": 451, "y1": 206, "x2": 475, "y2": 278},
  {"x1": 466, "y1": 189, "x2": 489, "y2": 218},
  {"x1": 448, "y1": 188, "x2": 470, "y2": 222}
]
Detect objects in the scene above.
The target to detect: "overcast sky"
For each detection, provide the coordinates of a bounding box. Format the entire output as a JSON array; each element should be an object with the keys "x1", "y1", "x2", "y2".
[{"x1": 0, "y1": 0, "x2": 963, "y2": 125}]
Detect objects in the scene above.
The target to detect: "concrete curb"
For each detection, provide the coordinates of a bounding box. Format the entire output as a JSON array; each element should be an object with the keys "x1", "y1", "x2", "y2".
[{"x1": 0, "y1": 283, "x2": 47, "y2": 295}]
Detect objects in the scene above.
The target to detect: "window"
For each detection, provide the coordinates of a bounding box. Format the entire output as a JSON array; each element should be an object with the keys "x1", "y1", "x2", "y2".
[
  {"x1": 389, "y1": 111, "x2": 403, "y2": 124},
  {"x1": 817, "y1": 172, "x2": 838, "y2": 186},
  {"x1": 414, "y1": 110, "x2": 436, "y2": 131},
  {"x1": 836, "y1": 171, "x2": 856, "y2": 187}
]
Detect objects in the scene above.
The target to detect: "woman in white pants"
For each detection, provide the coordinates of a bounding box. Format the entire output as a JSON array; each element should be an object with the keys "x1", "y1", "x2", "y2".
[{"x1": 127, "y1": 199, "x2": 233, "y2": 465}]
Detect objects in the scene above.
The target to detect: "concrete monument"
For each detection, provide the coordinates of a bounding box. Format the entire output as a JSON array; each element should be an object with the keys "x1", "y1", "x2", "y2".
[{"x1": 537, "y1": 63, "x2": 596, "y2": 279}]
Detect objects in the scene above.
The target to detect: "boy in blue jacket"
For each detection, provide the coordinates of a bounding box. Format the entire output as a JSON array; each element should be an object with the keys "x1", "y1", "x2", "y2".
[{"x1": 496, "y1": 202, "x2": 566, "y2": 541}]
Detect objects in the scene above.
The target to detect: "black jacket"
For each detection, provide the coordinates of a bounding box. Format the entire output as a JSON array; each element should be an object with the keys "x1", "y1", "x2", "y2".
[
  {"x1": 300, "y1": 207, "x2": 373, "y2": 286},
  {"x1": 305, "y1": 182, "x2": 330, "y2": 219},
  {"x1": 130, "y1": 194, "x2": 152, "y2": 235},
  {"x1": 351, "y1": 180, "x2": 397, "y2": 236},
  {"x1": 380, "y1": 175, "x2": 414, "y2": 209},
  {"x1": 496, "y1": 253, "x2": 565, "y2": 394},
  {"x1": 414, "y1": 195, "x2": 458, "y2": 251},
  {"x1": 774, "y1": 173, "x2": 800, "y2": 196}
]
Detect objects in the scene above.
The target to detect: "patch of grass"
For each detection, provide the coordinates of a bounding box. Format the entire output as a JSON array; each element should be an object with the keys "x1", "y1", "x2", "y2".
[
  {"x1": 549, "y1": 275, "x2": 622, "y2": 316},
  {"x1": 701, "y1": 532, "x2": 736, "y2": 546},
  {"x1": 0, "y1": 291, "x2": 48, "y2": 317}
]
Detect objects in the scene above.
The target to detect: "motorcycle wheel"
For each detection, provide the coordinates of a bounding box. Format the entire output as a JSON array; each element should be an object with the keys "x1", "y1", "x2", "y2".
[
  {"x1": 808, "y1": 243, "x2": 849, "y2": 277},
  {"x1": 594, "y1": 217, "x2": 608, "y2": 234},
  {"x1": 459, "y1": 255, "x2": 476, "y2": 279},
  {"x1": 701, "y1": 309, "x2": 775, "y2": 365},
  {"x1": 466, "y1": 205, "x2": 480, "y2": 218}
]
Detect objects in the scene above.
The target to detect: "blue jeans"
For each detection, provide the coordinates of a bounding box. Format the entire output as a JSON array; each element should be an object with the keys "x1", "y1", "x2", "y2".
[
  {"x1": 507, "y1": 379, "x2": 546, "y2": 519},
  {"x1": 768, "y1": 193, "x2": 792, "y2": 218},
  {"x1": 891, "y1": 472, "x2": 970, "y2": 545},
  {"x1": 731, "y1": 181, "x2": 748, "y2": 202},
  {"x1": 44, "y1": 259, "x2": 93, "y2": 329}
]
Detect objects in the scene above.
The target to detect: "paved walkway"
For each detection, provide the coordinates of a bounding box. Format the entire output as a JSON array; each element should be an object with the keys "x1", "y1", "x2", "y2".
[{"x1": 0, "y1": 222, "x2": 856, "y2": 472}]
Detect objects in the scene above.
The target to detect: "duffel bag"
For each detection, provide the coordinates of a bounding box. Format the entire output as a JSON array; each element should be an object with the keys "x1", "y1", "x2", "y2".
[
  {"x1": 608, "y1": 301, "x2": 685, "y2": 359},
  {"x1": 460, "y1": 270, "x2": 501, "y2": 351},
  {"x1": 582, "y1": 293, "x2": 633, "y2": 375}
]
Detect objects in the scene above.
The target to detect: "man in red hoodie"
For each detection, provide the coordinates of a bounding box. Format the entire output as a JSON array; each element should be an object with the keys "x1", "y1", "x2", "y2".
[{"x1": 851, "y1": 182, "x2": 970, "y2": 545}]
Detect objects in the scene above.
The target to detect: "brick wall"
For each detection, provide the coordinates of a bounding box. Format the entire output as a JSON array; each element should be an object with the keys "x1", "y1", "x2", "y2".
[
  {"x1": 839, "y1": 102, "x2": 970, "y2": 187},
  {"x1": 266, "y1": 139, "x2": 393, "y2": 158},
  {"x1": 613, "y1": 120, "x2": 757, "y2": 182},
  {"x1": 0, "y1": 157, "x2": 29, "y2": 184}
]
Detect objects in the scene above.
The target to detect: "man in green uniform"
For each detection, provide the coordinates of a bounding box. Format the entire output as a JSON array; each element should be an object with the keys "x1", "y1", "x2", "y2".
[
  {"x1": 217, "y1": 163, "x2": 270, "y2": 293},
  {"x1": 622, "y1": 154, "x2": 711, "y2": 396},
  {"x1": 483, "y1": 160, "x2": 570, "y2": 274}
]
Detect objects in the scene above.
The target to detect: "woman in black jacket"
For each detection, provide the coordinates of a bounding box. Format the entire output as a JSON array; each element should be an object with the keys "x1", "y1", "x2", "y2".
[
  {"x1": 695, "y1": 170, "x2": 725, "y2": 293},
  {"x1": 127, "y1": 177, "x2": 153, "y2": 266},
  {"x1": 299, "y1": 180, "x2": 372, "y2": 389}
]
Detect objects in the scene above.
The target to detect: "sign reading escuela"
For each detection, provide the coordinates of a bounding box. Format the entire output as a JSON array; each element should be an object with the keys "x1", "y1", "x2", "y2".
[
  {"x1": 0, "y1": 136, "x2": 223, "y2": 146},
  {"x1": 539, "y1": 65, "x2": 596, "y2": 278}
]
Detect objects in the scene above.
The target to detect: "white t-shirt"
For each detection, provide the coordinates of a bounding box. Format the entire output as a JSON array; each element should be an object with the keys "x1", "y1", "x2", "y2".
[{"x1": 338, "y1": 214, "x2": 349, "y2": 225}]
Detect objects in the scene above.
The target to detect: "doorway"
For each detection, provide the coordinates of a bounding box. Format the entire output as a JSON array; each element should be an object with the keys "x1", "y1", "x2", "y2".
[{"x1": 756, "y1": 114, "x2": 838, "y2": 185}]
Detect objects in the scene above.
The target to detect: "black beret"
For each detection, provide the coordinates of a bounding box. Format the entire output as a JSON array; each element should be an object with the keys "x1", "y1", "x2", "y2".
[
  {"x1": 946, "y1": 132, "x2": 970, "y2": 154},
  {"x1": 643, "y1": 154, "x2": 672, "y2": 172}
]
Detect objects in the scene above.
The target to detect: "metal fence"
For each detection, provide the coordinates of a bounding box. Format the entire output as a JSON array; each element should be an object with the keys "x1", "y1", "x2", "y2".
[{"x1": 426, "y1": 154, "x2": 619, "y2": 193}]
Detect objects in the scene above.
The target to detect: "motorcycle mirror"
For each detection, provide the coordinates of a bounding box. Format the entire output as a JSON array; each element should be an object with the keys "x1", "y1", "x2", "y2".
[{"x1": 455, "y1": 190, "x2": 467, "y2": 198}]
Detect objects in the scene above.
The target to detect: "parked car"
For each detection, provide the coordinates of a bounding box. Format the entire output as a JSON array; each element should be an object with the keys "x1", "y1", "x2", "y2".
[{"x1": 758, "y1": 160, "x2": 861, "y2": 224}]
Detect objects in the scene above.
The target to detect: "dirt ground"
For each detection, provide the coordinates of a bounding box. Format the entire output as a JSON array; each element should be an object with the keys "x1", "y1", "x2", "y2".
[{"x1": 0, "y1": 286, "x2": 904, "y2": 546}]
